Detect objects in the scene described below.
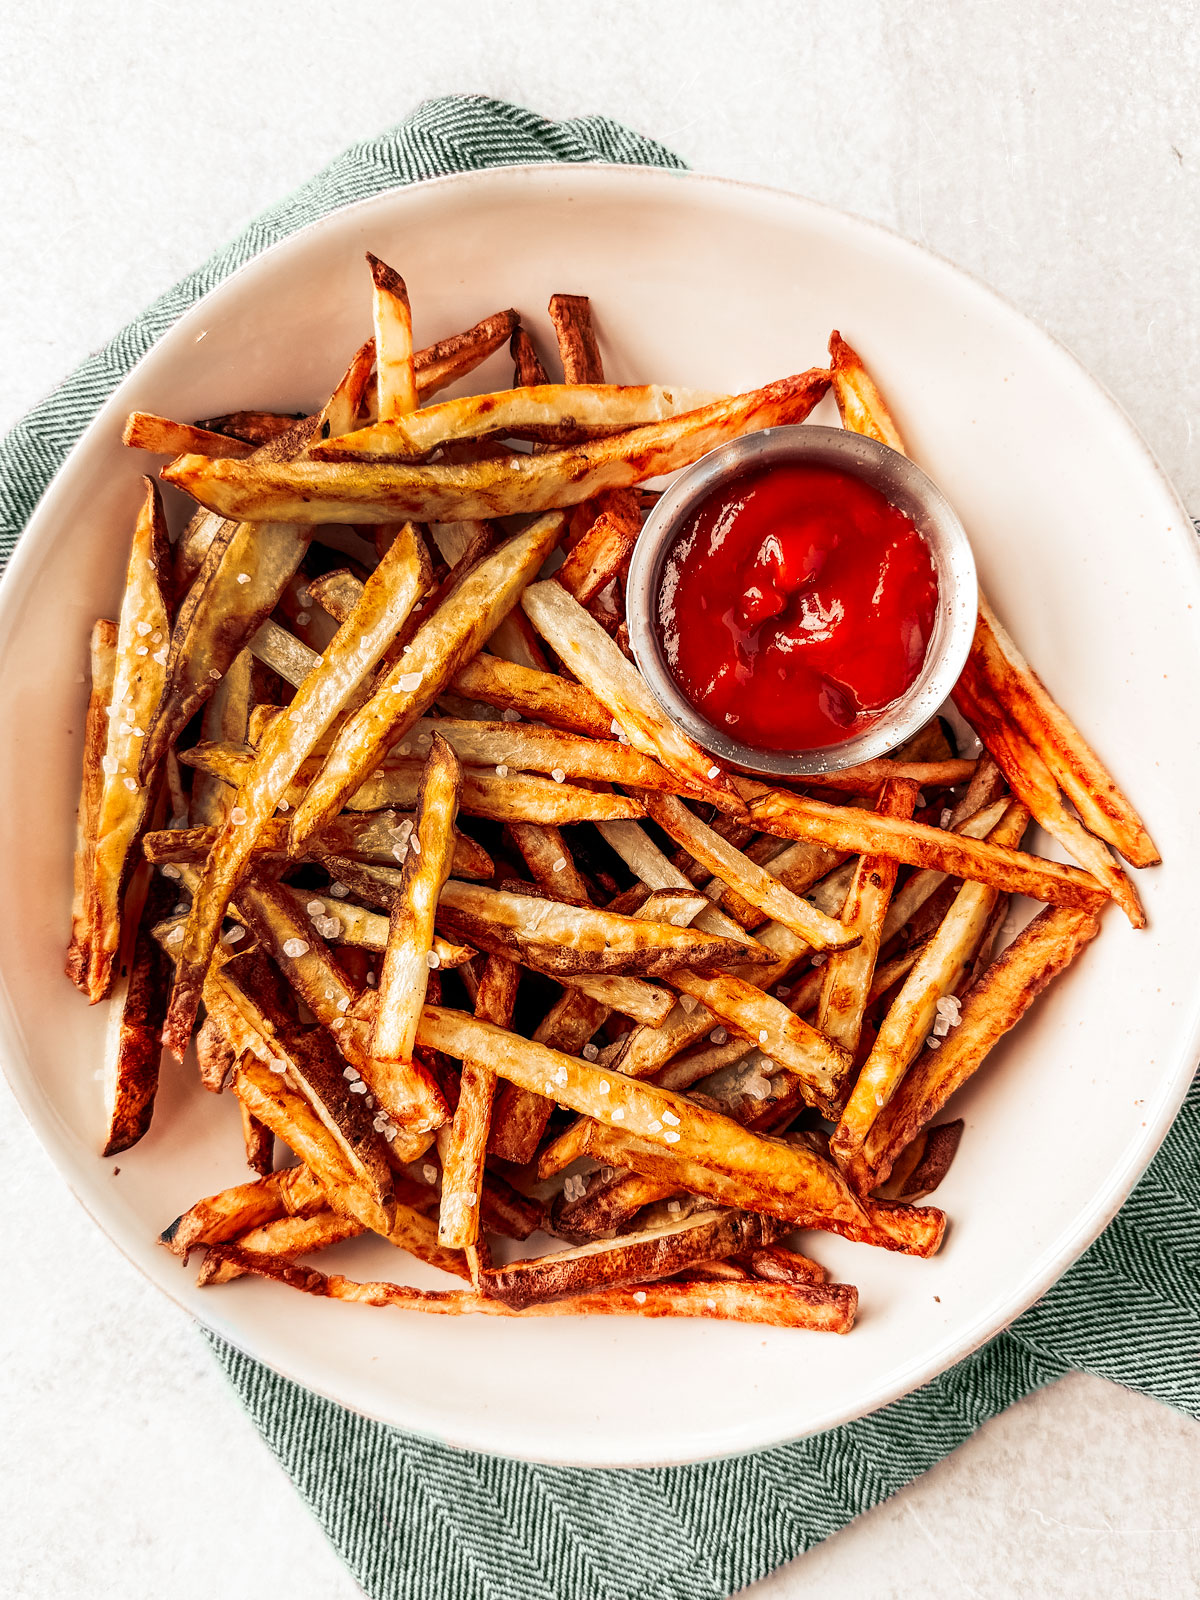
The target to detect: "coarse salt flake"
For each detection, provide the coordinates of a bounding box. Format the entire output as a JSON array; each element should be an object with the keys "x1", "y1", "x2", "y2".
[
  {"x1": 160, "y1": 863, "x2": 181, "y2": 879},
  {"x1": 940, "y1": 808, "x2": 953, "y2": 828},
  {"x1": 123, "y1": 776, "x2": 138, "y2": 792},
  {"x1": 551, "y1": 768, "x2": 566, "y2": 783},
  {"x1": 166, "y1": 925, "x2": 183, "y2": 945},
  {"x1": 282, "y1": 938, "x2": 309, "y2": 958},
  {"x1": 336, "y1": 996, "x2": 350, "y2": 1013},
  {"x1": 423, "y1": 1164, "x2": 438, "y2": 1185},
  {"x1": 229, "y1": 806, "x2": 248, "y2": 825},
  {"x1": 495, "y1": 764, "x2": 509, "y2": 778},
  {"x1": 932, "y1": 1015, "x2": 951, "y2": 1037},
  {"x1": 596, "y1": 1073, "x2": 609, "y2": 1088},
  {"x1": 101, "y1": 755, "x2": 119, "y2": 775},
  {"x1": 278, "y1": 798, "x2": 289, "y2": 811},
  {"x1": 662, "y1": 1110, "x2": 679, "y2": 1126},
  {"x1": 343, "y1": 1067, "x2": 359, "y2": 1081},
  {"x1": 667, "y1": 1200, "x2": 681, "y2": 1214},
  {"x1": 314, "y1": 919, "x2": 339, "y2": 942},
  {"x1": 307, "y1": 899, "x2": 326, "y2": 917},
  {"x1": 706, "y1": 1298, "x2": 717, "y2": 1311},
  {"x1": 134, "y1": 645, "x2": 149, "y2": 657},
  {"x1": 758, "y1": 1029, "x2": 769, "y2": 1043},
  {"x1": 222, "y1": 925, "x2": 246, "y2": 945},
  {"x1": 710, "y1": 1027, "x2": 728, "y2": 1045},
  {"x1": 329, "y1": 881, "x2": 349, "y2": 898},
  {"x1": 425, "y1": 950, "x2": 441, "y2": 969},
  {"x1": 810, "y1": 953, "x2": 827, "y2": 968},
  {"x1": 707, "y1": 765, "x2": 720, "y2": 780},
  {"x1": 611, "y1": 1106, "x2": 624, "y2": 1120},
  {"x1": 395, "y1": 671, "x2": 423, "y2": 692},
  {"x1": 236, "y1": 573, "x2": 251, "y2": 585},
  {"x1": 926, "y1": 1036, "x2": 942, "y2": 1050},
  {"x1": 349, "y1": 1081, "x2": 367, "y2": 1094},
  {"x1": 208, "y1": 668, "x2": 222, "y2": 681},
  {"x1": 135, "y1": 620, "x2": 152, "y2": 637},
  {"x1": 648, "y1": 1120, "x2": 663, "y2": 1134},
  {"x1": 664, "y1": 1130, "x2": 680, "y2": 1143},
  {"x1": 552, "y1": 857, "x2": 567, "y2": 873},
  {"x1": 152, "y1": 649, "x2": 168, "y2": 664},
  {"x1": 268, "y1": 1058, "x2": 288, "y2": 1075},
  {"x1": 582, "y1": 1043, "x2": 599, "y2": 1061},
  {"x1": 409, "y1": 834, "x2": 421, "y2": 855},
  {"x1": 296, "y1": 611, "x2": 311, "y2": 626},
  {"x1": 502, "y1": 709, "x2": 521, "y2": 722},
  {"x1": 633, "y1": 1291, "x2": 647, "y2": 1305}
]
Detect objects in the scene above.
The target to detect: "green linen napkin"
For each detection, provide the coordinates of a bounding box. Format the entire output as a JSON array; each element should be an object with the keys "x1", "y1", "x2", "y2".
[{"x1": 2, "y1": 93, "x2": 1196, "y2": 1600}]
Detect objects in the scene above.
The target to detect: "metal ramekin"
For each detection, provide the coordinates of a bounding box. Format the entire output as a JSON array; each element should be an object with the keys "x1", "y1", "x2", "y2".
[{"x1": 625, "y1": 425, "x2": 978, "y2": 777}]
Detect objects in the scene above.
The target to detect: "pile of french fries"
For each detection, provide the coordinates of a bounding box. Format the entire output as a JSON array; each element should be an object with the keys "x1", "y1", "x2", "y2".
[{"x1": 66, "y1": 260, "x2": 1159, "y2": 1337}]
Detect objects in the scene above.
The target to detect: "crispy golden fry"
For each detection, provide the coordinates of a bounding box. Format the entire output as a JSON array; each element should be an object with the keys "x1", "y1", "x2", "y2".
[
  {"x1": 201, "y1": 1247, "x2": 859, "y2": 1331},
  {"x1": 482, "y1": 1206, "x2": 783, "y2": 1309},
  {"x1": 312, "y1": 384, "x2": 719, "y2": 460},
  {"x1": 436, "y1": 880, "x2": 768, "y2": 978},
  {"x1": 371, "y1": 735, "x2": 460, "y2": 1136},
  {"x1": 123, "y1": 412, "x2": 255, "y2": 459},
  {"x1": 509, "y1": 820, "x2": 592, "y2": 902},
  {"x1": 749, "y1": 790, "x2": 1109, "y2": 912},
  {"x1": 558, "y1": 972, "x2": 672, "y2": 1027},
  {"x1": 667, "y1": 969, "x2": 849, "y2": 1111},
  {"x1": 859, "y1": 904, "x2": 1102, "y2": 1187},
  {"x1": 833, "y1": 800, "x2": 1030, "y2": 1168},
  {"x1": 160, "y1": 524, "x2": 429, "y2": 1057},
  {"x1": 189, "y1": 650, "x2": 253, "y2": 826},
  {"x1": 232, "y1": 1054, "x2": 396, "y2": 1234},
  {"x1": 67, "y1": 620, "x2": 118, "y2": 993},
  {"x1": 161, "y1": 1164, "x2": 327, "y2": 1257},
  {"x1": 247, "y1": 617, "x2": 318, "y2": 688},
  {"x1": 284, "y1": 887, "x2": 471, "y2": 970},
  {"x1": 451, "y1": 652, "x2": 613, "y2": 737},
  {"x1": 288, "y1": 513, "x2": 565, "y2": 847},
  {"x1": 414, "y1": 309, "x2": 519, "y2": 399},
  {"x1": 828, "y1": 330, "x2": 906, "y2": 452},
  {"x1": 817, "y1": 777, "x2": 919, "y2": 1056},
  {"x1": 161, "y1": 370, "x2": 831, "y2": 524},
  {"x1": 954, "y1": 651, "x2": 1145, "y2": 926},
  {"x1": 555, "y1": 490, "x2": 642, "y2": 605},
  {"x1": 100, "y1": 872, "x2": 173, "y2": 1155},
  {"x1": 548, "y1": 293, "x2": 604, "y2": 383},
  {"x1": 438, "y1": 956, "x2": 519, "y2": 1254},
  {"x1": 240, "y1": 1101, "x2": 274, "y2": 1177},
  {"x1": 877, "y1": 798, "x2": 1009, "y2": 946},
  {"x1": 197, "y1": 1208, "x2": 362, "y2": 1285},
  {"x1": 400, "y1": 716, "x2": 697, "y2": 793},
  {"x1": 801, "y1": 757, "x2": 977, "y2": 796},
  {"x1": 417, "y1": 1006, "x2": 943, "y2": 1256},
  {"x1": 84, "y1": 482, "x2": 172, "y2": 1001},
  {"x1": 522, "y1": 581, "x2": 743, "y2": 812},
  {"x1": 593, "y1": 819, "x2": 759, "y2": 946},
  {"x1": 368, "y1": 254, "x2": 418, "y2": 420},
  {"x1": 638, "y1": 792, "x2": 854, "y2": 949}
]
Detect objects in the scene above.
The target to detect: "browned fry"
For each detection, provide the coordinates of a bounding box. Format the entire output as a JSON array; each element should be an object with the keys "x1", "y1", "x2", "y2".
[
  {"x1": 638, "y1": 792, "x2": 853, "y2": 949},
  {"x1": 451, "y1": 653, "x2": 613, "y2": 738},
  {"x1": 858, "y1": 904, "x2": 1102, "y2": 1188},
  {"x1": 84, "y1": 481, "x2": 173, "y2": 1001},
  {"x1": 160, "y1": 523, "x2": 429, "y2": 1057},
  {"x1": 749, "y1": 790, "x2": 1109, "y2": 912},
  {"x1": 67, "y1": 619, "x2": 117, "y2": 994},
  {"x1": 511, "y1": 324, "x2": 549, "y2": 387},
  {"x1": 438, "y1": 956, "x2": 519, "y2": 1254},
  {"x1": 954, "y1": 650, "x2": 1145, "y2": 927},
  {"x1": 594, "y1": 819, "x2": 761, "y2": 946},
  {"x1": 288, "y1": 514, "x2": 565, "y2": 848},
  {"x1": 833, "y1": 800, "x2": 1030, "y2": 1169},
  {"x1": 548, "y1": 293, "x2": 604, "y2": 383},
  {"x1": 817, "y1": 777, "x2": 919, "y2": 1057},
  {"x1": 742, "y1": 1245, "x2": 828, "y2": 1288},
  {"x1": 368, "y1": 254, "x2": 417, "y2": 420},
  {"x1": 123, "y1": 413, "x2": 255, "y2": 459},
  {"x1": 828, "y1": 331, "x2": 907, "y2": 452},
  {"x1": 197, "y1": 1208, "x2": 362, "y2": 1285},
  {"x1": 402, "y1": 716, "x2": 699, "y2": 794},
  {"x1": 509, "y1": 821, "x2": 592, "y2": 902},
  {"x1": 100, "y1": 872, "x2": 174, "y2": 1155},
  {"x1": 877, "y1": 798, "x2": 1009, "y2": 947},
  {"x1": 189, "y1": 649, "x2": 254, "y2": 825},
  {"x1": 554, "y1": 491, "x2": 643, "y2": 605},
  {"x1": 311, "y1": 385, "x2": 718, "y2": 460},
  {"x1": 535, "y1": 1115, "x2": 595, "y2": 1182},
  {"x1": 195, "y1": 411, "x2": 305, "y2": 445},
  {"x1": 160, "y1": 1164, "x2": 327, "y2": 1257},
  {"x1": 482, "y1": 1205, "x2": 784, "y2": 1310},
  {"x1": 160, "y1": 370, "x2": 831, "y2": 525},
  {"x1": 200, "y1": 1248, "x2": 859, "y2": 1331},
  {"x1": 193, "y1": 1013, "x2": 236, "y2": 1093},
  {"x1": 370, "y1": 734, "x2": 460, "y2": 1137},
  {"x1": 240, "y1": 1101, "x2": 275, "y2": 1177},
  {"x1": 873, "y1": 1119, "x2": 965, "y2": 1203},
  {"x1": 413, "y1": 308, "x2": 519, "y2": 399},
  {"x1": 436, "y1": 880, "x2": 768, "y2": 978},
  {"x1": 521, "y1": 581, "x2": 743, "y2": 812},
  {"x1": 801, "y1": 758, "x2": 977, "y2": 796},
  {"x1": 416, "y1": 1006, "x2": 944, "y2": 1257}
]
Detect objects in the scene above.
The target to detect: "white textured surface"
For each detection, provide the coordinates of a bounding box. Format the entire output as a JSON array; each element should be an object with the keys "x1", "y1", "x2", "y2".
[{"x1": 0, "y1": 3, "x2": 1196, "y2": 1597}]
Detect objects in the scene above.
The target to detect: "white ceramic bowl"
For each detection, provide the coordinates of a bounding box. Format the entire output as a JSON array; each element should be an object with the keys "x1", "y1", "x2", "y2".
[{"x1": 1, "y1": 163, "x2": 1197, "y2": 1467}]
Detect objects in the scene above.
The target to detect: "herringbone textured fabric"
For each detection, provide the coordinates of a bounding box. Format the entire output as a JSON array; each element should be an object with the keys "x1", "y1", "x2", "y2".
[{"x1": 2, "y1": 94, "x2": 1195, "y2": 1600}]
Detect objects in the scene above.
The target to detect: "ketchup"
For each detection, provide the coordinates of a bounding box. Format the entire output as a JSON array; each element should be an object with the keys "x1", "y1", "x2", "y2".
[{"x1": 655, "y1": 462, "x2": 939, "y2": 752}]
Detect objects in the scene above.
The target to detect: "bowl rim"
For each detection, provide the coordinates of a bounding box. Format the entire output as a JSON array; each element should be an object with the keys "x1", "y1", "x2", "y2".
[{"x1": 625, "y1": 424, "x2": 979, "y2": 776}]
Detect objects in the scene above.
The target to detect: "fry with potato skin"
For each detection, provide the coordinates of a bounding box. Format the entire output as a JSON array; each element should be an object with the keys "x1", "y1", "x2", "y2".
[
  {"x1": 858, "y1": 903, "x2": 1103, "y2": 1188},
  {"x1": 451, "y1": 652, "x2": 613, "y2": 738},
  {"x1": 371, "y1": 735, "x2": 460, "y2": 1136},
  {"x1": 368, "y1": 254, "x2": 418, "y2": 420},
  {"x1": 288, "y1": 513, "x2": 565, "y2": 848},
  {"x1": 101, "y1": 871, "x2": 174, "y2": 1156},
  {"x1": 828, "y1": 330, "x2": 906, "y2": 453},
  {"x1": 832, "y1": 800, "x2": 1030, "y2": 1170},
  {"x1": 548, "y1": 293, "x2": 604, "y2": 384},
  {"x1": 400, "y1": 717, "x2": 701, "y2": 794},
  {"x1": 123, "y1": 413, "x2": 256, "y2": 459},
  {"x1": 555, "y1": 490, "x2": 643, "y2": 605},
  {"x1": 438, "y1": 956, "x2": 519, "y2": 1255},
  {"x1": 160, "y1": 1164, "x2": 328, "y2": 1258},
  {"x1": 749, "y1": 790, "x2": 1109, "y2": 912},
  {"x1": 817, "y1": 777, "x2": 919, "y2": 1057},
  {"x1": 160, "y1": 523, "x2": 429, "y2": 1057},
  {"x1": 67, "y1": 620, "x2": 118, "y2": 993},
  {"x1": 413, "y1": 308, "x2": 519, "y2": 399},
  {"x1": 160, "y1": 369, "x2": 831, "y2": 525}
]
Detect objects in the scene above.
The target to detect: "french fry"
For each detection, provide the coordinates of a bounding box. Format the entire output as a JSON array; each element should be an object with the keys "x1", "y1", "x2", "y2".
[
  {"x1": 160, "y1": 1164, "x2": 327, "y2": 1258},
  {"x1": 370, "y1": 734, "x2": 460, "y2": 1136},
  {"x1": 438, "y1": 956, "x2": 519, "y2": 1255},
  {"x1": 878, "y1": 798, "x2": 1009, "y2": 946},
  {"x1": 451, "y1": 652, "x2": 613, "y2": 738},
  {"x1": 816, "y1": 777, "x2": 919, "y2": 1056},
  {"x1": 240, "y1": 1102, "x2": 274, "y2": 1177},
  {"x1": 312, "y1": 384, "x2": 720, "y2": 460},
  {"x1": 832, "y1": 800, "x2": 1030, "y2": 1170},
  {"x1": 288, "y1": 513, "x2": 565, "y2": 847},
  {"x1": 508, "y1": 821, "x2": 592, "y2": 902},
  {"x1": 522, "y1": 581, "x2": 743, "y2": 812},
  {"x1": 247, "y1": 618, "x2": 318, "y2": 688},
  {"x1": 872, "y1": 1119, "x2": 965, "y2": 1203},
  {"x1": 84, "y1": 481, "x2": 173, "y2": 1001},
  {"x1": 548, "y1": 293, "x2": 604, "y2": 383},
  {"x1": 195, "y1": 410, "x2": 305, "y2": 445},
  {"x1": 436, "y1": 880, "x2": 768, "y2": 978},
  {"x1": 859, "y1": 904, "x2": 1103, "y2": 1188},
  {"x1": 637, "y1": 791, "x2": 854, "y2": 949},
  {"x1": 749, "y1": 790, "x2": 1109, "y2": 912},
  {"x1": 413, "y1": 308, "x2": 519, "y2": 399},
  {"x1": 594, "y1": 819, "x2": 759, "y2": 946},
  {"x1": 160, "y1": 524, "x2": 429, "y2": 1057},
  {"x1": 189, "y1": 650, "x2": 253, "y2": 825},
  {"x1": 555, "y1": 490, "x2": 643, "y2": 605},
  {"x1": 67, "y1": 620, "x2": 118, "y2": 993},
  {"x1": 123, "y1": 413, "x2": 255, "y2": 459},
  {"x1": 197, "y1": 1208, "x2": 363, "y2": 1285},
  {"x1": 801, "y1": 757, "x2": 977, "y2": 796},
  {"x1": 416, "y1": 1006, "x2": 944, "y2": 1256},
  {"x1": 741, "y1": 1245, "x2": 828, "y2": 1288},
  {"x1": 511, "y1": 324, "x2": 549, "y2": 388},
  {"x1": 481, "y1": 1206, "x2": 784, "y2": 1310},
  {"x1": 368, "y1": 254, "x2": 418, "y2": 420},
  {"x1": 953, "y1": 651, "x2": 1145, "y2": 926},
  {"x1": 161, "y1": 370, "x2": 831, "y2": 525},
  {"x1": 100, "y1": 872, "x2": 174, "y2": 1155},
  {"x1": 828, "y1": 330, "x2": 906, "y2": 452}
]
